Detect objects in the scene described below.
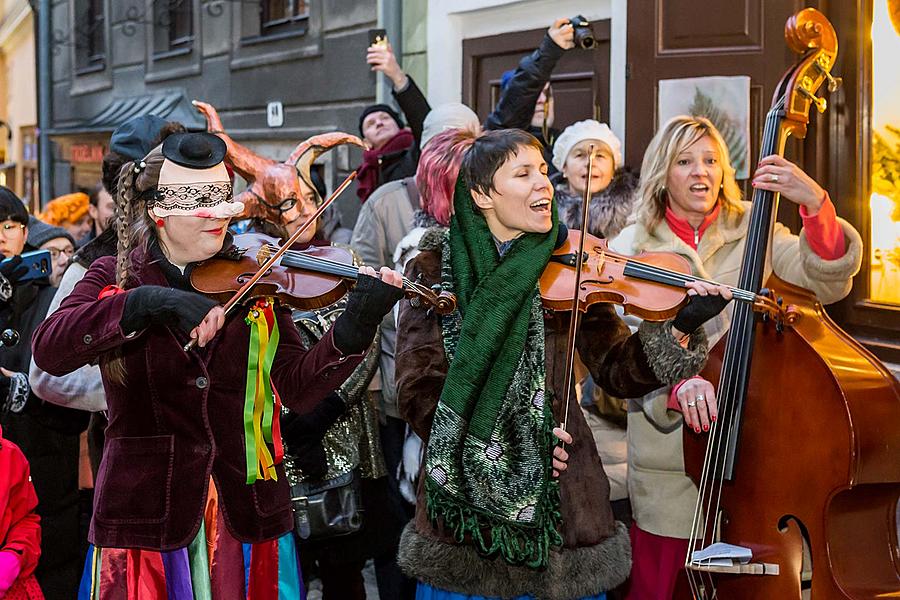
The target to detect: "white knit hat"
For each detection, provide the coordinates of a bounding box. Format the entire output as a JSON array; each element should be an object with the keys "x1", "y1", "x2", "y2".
[
  {"x1": 421, "y1": 103, "x2": 481, "y2": 149},
  {"x1": 552, "y1": 120, "x2": 622, "y2": 172}
]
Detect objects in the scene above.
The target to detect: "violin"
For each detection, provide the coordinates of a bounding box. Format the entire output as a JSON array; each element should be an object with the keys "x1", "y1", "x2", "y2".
[
  {"x1": 183, "y1": 170, "x2": 454, "y2": 351},
  {"x1": 190, "y1": 232, "x2": 457, "y2": 314},
  {"x1": 540, "y1": 228, "x2": 771, "y2": 321}
]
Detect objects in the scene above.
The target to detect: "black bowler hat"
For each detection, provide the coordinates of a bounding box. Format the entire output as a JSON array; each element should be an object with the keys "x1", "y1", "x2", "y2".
[{"x1": 161, "y1": 132, "x2": 227, "y2": 168}]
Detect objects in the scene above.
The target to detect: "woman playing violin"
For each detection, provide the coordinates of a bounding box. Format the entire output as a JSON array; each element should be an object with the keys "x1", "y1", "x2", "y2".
[
  {"x1": 607, "y1": 115, "x2": 863, "y2": 599},
  {"x1": 394, "y1": 129, "x2": 731, "y2": 600},
  {"x1": 31, "y1": 132, "x2": 404, "y2": 598}
]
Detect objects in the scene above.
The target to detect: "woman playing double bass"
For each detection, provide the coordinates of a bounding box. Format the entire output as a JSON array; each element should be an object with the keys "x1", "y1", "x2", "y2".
[
  {"x1": 608, "y1": 115, "x2": 862, "y2": 598},
  {"x1": 30, "y1": 132, "x2": 405, "y2": 597}
]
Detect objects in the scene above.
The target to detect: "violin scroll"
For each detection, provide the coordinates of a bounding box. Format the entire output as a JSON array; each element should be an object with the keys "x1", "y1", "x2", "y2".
[{"x1": 404, "y1": 279, "x2": 457, "y2": 315}]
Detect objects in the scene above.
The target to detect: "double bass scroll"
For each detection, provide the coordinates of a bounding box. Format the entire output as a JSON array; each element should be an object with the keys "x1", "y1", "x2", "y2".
[{"x1": 681, "y1": 8, "x2": 900, "y2": 600}]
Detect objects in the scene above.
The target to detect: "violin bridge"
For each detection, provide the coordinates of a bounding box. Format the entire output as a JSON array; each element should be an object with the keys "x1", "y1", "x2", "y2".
[
  {"x1": 256, "y1": 245, "x2": 274, "y2": 266},
  {"x1": 595, "y1": 248, "x2": 606, "y2": 277}
]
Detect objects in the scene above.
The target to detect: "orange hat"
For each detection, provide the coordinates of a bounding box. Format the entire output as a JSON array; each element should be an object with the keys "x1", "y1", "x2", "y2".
[{"x1": 39, "y1": 192, "x2": 90, "y2": 226}]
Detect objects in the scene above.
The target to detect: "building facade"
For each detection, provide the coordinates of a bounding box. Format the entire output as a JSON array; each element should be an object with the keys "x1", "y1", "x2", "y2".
[
  {"x1": 0, "y1": 0, "x2": 38, "y2": 211},
  {"x1": 44, "y1": 0, "x2": 398, "y2": 224}
]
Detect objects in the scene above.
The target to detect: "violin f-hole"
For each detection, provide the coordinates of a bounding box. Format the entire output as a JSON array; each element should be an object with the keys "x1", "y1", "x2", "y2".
[{"x1": 237, "y1": 269, "x2": 273, "y2": 284}]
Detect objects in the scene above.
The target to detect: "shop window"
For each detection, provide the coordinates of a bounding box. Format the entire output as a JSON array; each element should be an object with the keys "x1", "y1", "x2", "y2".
[
  {"x1": 154, "y1": 0, "x2": 194, "y2": 57},
  {"x1": 869, "y1": 0, "x2": 900, "y2": 305},
  {"x1": 74, "y1": 0, "x2": 105, "y2": 74}
]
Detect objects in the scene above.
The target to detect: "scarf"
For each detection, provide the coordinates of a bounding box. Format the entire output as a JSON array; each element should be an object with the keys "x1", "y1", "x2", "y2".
[
  {"x1": 424, "y1": 176, "x2": 563, "y2": 568},
  {"x1": 356, "y1": 129, "x2": 415, "y2": 202}
]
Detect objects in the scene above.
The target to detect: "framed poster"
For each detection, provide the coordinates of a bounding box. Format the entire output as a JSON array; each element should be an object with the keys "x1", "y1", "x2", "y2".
[{"x1": 658, "y1": 76, "x2": 751, "y2": 179}]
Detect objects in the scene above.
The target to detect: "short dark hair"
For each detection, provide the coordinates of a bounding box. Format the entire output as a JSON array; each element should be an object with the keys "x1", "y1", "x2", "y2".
[
  {"x1": 0, "y1": 186, "x2": 28, "y2": 225},
  {"x1": 461, "y1": 129, "x2": 544, "y2": 197}
]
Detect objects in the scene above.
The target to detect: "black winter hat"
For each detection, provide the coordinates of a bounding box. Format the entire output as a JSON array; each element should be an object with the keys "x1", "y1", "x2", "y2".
[
  {"x1": 26, "y1": 216, "x2": 75, "y2": 249},
  {"x1": 358, "y1": 104, "x2": 404, "y2": 135}
]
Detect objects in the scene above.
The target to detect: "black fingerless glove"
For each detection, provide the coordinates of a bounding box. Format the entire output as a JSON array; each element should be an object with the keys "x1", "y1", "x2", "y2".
[
  {"x1": 672, "y1": 293, "x2": 731, "y2": 335},
  {"x1": 121, "y1": 285, "x2": 219, "y2": 336},
  {"x1": 331, "y1": 274, "x2": 404, "y2": 355},
  {"x1": 281, "y1": 394, "x2": 347, "y2": 480}
]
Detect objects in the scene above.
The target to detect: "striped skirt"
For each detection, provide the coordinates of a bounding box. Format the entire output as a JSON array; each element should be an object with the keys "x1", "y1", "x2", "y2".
[{"x1": 78, "y1": 483, "x2": 304, "y2": 600}]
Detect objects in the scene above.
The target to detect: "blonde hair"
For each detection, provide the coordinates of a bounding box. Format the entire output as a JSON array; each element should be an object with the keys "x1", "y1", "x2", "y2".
[{"x1": 635, "y1": 115, "x2": 744, "y2": 228}]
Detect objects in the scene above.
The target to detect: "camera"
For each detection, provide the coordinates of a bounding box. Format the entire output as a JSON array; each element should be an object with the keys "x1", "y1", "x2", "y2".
[{"x1": 569, "y1": 15, "x2": 595, "y2": 50}]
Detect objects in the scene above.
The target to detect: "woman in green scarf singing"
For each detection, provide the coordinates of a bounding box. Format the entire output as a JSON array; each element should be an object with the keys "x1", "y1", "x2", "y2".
[{"x1": 395, "y1": 129, "x2": 731, "y2": 600}]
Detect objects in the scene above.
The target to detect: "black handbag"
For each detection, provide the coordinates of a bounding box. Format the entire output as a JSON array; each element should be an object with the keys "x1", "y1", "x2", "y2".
[{"x1": 290, "y1": 470, "x2": 363, "y2": 540}]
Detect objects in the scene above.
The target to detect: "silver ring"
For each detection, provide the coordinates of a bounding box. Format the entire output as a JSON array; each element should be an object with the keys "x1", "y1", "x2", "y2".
[
  {"x1": 686, "y1": 400, "x2": 697, "y2": 408},
  {"x1": 770, "y1": 174, "x2": 779, "y2": 183},
  {"x1": 696, "y1": 395, "x2": 706, "y2": 403}
]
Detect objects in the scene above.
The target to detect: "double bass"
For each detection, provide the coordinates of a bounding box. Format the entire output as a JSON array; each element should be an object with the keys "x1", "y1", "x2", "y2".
[{"x1": 682, "y1": 8, "x2": 900, "y2": 599}]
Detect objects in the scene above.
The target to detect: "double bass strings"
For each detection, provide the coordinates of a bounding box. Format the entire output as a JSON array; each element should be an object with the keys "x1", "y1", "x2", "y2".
[{"x1": 686, "y1": 97, "x2": 785, "y2": 597}]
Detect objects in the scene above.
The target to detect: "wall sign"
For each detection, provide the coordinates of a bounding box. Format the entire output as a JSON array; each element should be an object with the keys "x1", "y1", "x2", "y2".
[{"x1": 267, "y1": 102, "x2": 284, "y2": 128}]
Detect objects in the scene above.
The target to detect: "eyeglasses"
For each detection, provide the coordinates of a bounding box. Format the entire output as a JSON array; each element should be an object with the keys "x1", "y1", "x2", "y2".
[
  {"x1": 0, "y1": 222, "x2": 25, "y2": 237},
  {"x1": 47, "y1": 247, "x2": 75, "y2": 260},
  {"x1": 251, "y1": 191, "x2": 298, "y2": 213}
]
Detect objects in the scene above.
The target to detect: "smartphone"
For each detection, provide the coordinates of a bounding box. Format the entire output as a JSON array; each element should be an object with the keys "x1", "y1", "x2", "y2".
[
  {"x1": 368, "y1": 28, "x2": 388, "y2": 48},
  {"x1": 1, "y1": 249, "x2": 52, "y2": 283}
]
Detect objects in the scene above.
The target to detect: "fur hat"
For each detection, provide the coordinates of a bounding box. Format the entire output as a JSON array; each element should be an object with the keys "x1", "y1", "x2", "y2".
[
  {"x1": 38, "y1": 193, "x2": 90, "y2": 227},
  {"x1": 420, "y1": 103, "x2": 480, "y2": 149},
  {"x1": 552, "y1": 120, "x2": 623, "y2": 172}
]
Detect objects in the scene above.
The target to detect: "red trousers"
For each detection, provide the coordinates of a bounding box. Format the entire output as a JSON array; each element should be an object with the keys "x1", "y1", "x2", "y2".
[{"x1": 625, "y1": 525, "x2": 689, "y2": 600}]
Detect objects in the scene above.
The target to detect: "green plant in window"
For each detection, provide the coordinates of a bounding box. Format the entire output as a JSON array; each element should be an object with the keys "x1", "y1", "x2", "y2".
[{"x1": 872, "y1": 125, "x2": 900, "y2": 221}]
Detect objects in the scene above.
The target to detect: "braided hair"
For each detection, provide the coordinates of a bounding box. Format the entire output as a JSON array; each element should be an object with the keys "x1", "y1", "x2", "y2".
[{"x1": 112, "y1": 147, "x2": 165, "y2": 288}]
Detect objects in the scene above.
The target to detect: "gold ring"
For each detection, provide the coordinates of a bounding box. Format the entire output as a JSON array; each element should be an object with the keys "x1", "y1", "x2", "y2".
[{"x1": 770, "y1": 174, "x2": 779, "y2": 183}]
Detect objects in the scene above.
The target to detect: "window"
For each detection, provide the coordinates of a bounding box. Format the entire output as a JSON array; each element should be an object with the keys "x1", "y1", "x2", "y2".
[
  {"x1": 260, "y1": 0, "x2": 309, "y2": 37},
  {"x1": 869, "y1": 0, "x2": 900, "y2": 305},
  {"x1": 154, "y1": 0, "x2": 194, "y2": 57},
  {"x1": 74, "y1": 0, "x2": 105, "y2": 74}
]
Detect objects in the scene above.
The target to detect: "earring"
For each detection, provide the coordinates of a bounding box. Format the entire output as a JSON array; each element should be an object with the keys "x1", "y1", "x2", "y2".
[{"x1": 155, "y1": 219, "x2": 165, "y2": 228}]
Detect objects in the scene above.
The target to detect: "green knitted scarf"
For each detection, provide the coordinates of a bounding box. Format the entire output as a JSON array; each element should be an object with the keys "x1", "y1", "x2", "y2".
[{"x1": 424, "y1": 176, "x2": 563, "y2": 568}]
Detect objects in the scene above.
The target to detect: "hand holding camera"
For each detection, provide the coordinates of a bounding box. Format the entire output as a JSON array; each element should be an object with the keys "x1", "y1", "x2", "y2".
[{"x1": 549, "y1": 16, "x2": 596, "y2": 51}]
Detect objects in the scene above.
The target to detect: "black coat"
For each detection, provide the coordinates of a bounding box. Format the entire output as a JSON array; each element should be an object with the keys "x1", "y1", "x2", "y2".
[
  {"x1": 374, "y1": 76, "x2": 432, "y2": 188},
  {"x1": 0, "y1": 279, "x2": 88, "y2": 599},
  {"x1": 484, "y1": 33, "x2": 565, "y2": 176}
]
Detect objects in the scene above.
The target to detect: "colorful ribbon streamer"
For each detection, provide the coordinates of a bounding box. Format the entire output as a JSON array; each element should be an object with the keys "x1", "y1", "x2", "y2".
[{"x1": 243, "y1": 298, "x2": 283, "y2": 484}]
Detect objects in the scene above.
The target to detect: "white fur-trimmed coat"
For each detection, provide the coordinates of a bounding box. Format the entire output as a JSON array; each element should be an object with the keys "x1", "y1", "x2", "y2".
[{"x1": 608, "y1": 200, "x2": 863, "y2": 538}]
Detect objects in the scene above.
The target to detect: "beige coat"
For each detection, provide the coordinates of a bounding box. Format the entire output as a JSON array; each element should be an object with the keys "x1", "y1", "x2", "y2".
[{"x1": 607, "y1": 201, "x2": 863, "y2": 538}]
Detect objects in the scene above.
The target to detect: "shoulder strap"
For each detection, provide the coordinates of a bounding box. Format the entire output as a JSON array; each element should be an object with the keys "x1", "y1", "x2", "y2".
[{"x1": 402, "y1": 176, "x2": 419, "y2": 212}]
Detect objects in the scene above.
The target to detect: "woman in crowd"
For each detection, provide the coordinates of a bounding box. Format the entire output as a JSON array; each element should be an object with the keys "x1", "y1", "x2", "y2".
[
  {"x1": 607, "y1": 115, "x2": 862, "y2": 598},
  {"x1": 32, "y1": 132, "x2": 403, "y2": 598},
  {"x1": 552, "y1": 119, "x2": 638, "y2": 241},
  {"x1": 395, "y1": 129, "x2": 732, "y2": 600}
]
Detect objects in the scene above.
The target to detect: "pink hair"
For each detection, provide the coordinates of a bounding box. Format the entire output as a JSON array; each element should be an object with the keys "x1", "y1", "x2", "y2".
[{"x1": 415, "y1": 129, "x2": 477, "y2": 226}]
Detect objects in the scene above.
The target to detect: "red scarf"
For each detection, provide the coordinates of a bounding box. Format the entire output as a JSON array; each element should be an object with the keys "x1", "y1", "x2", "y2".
[
  {"x1": 664, "y1": 204, "x2": 721, "y2": 250},
  {"x1": 356, "y1": 129, "x2": 415, "y2": 202}
]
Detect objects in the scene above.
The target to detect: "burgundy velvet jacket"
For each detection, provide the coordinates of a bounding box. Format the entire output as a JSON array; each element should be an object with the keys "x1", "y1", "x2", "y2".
[{"x1": 31, "y1": 247, "x2": 364, "y2": 551}]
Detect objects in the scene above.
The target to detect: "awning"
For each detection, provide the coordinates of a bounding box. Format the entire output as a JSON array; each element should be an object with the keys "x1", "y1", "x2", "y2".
[
  {"x1": 47, "y1": 90, "x2": 206, "y2": 136},
  {"x1": 0, "y1": 162, "x2": 15, "y2": 170}
]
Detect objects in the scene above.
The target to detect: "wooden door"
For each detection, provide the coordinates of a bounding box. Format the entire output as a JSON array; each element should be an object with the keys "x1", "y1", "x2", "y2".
[
  {"x1": 625, "y1": 0, "x2": 814, "y2": 196},
  {"x1": 462, "y1": 21, "x2": 611, "y2": 133}
]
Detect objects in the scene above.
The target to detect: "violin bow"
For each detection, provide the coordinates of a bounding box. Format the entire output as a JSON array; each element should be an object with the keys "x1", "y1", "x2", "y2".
[
  {"x1": 559, "y1": 145, "x2": 596, "y2": 437},
  {"x1": 183, "y1": 170, "x2": 357, "y2": 351}
]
